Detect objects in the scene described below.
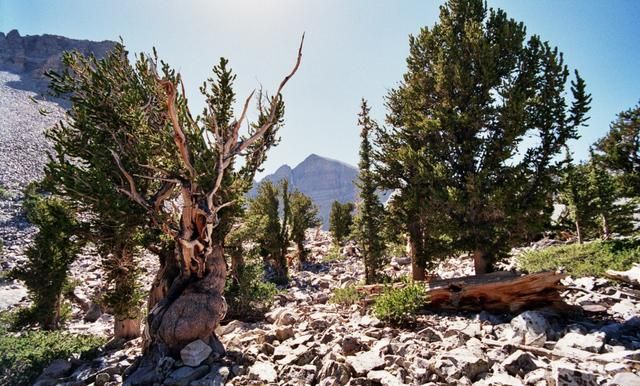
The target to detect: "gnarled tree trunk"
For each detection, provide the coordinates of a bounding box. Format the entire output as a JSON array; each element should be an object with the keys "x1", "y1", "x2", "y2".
[{"x1": 145, "y1": 191, "x2": 228, "y2": 357}]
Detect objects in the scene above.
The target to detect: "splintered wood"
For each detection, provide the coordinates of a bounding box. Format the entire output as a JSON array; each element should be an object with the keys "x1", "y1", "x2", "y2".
[{"x1": 358, "y1": 271, "x2": 569, "y2": 313}]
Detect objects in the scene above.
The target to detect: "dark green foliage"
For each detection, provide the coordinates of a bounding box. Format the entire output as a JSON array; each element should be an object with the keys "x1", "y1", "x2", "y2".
[
  {"x1": 329, "y1": 285, "x2": 363, "y2": 306},
  {"x1": 246, "y1": 180, "x2": 319, "y2": 279},
  {"x1": 10, "y1": 183, "x2": 82, "y2": 330},
  {"x1": 0, "y1": 186, "x2": 10, "y2": 200},
  {"x1": 558, "y1": 158, "x2": 597, "y2": 243},
  {"x1": 353, "y1": 99, "x2": 386, "y2": 284},
  {"x1": 224, "y1": 253, "x2": 278, "y2": 321},
  {"x1": 289, "y1": 191, "x2": 321, "y2": 261},
  {"x1": 44, "y1": 44, "x2": 170, "y2": 325},
  {"x1": 558, "y1": 153, "x2": 634, "y2": 242},
  {"x1": 329, "y1": 201, "x2": 354, "y2": 246},
  {"x1": 0, "y1": 320, "x2": 104, "y2": 386},
  {"x1": 375, "y1": 0, "x2": 591, "y2": 274},
  {"x1": 587, "y1": 159, "x2": 635, "y2": 238},
  {"x1": 247, "y1": 180, "x2": 289, "y2": 281},
  {"x1": 518, "y1": 238, "x2": 640, "y2": 277},
  {"x1": 373, "y1": 283, "x2": 426, "y2": 325},
  {"x1": 592, "y1": 101, "x2": 640, "y2": 196}
]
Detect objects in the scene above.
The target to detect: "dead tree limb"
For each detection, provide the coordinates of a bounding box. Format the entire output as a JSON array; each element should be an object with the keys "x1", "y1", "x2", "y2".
[{"x1": 358, "y1": 271, "x2": 570, "y2": 313}]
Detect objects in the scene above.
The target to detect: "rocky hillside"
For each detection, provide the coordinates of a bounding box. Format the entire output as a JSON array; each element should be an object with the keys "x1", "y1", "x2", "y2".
[
  {"x1": 0, "y1": 29, "x2": 115, "y2": 96},
  {"x1": 18, "y1": 235, "x2": 640, "y2": 386},
  {"x1": 254, "y1": 154, "x2": 391, "y2": 227}
]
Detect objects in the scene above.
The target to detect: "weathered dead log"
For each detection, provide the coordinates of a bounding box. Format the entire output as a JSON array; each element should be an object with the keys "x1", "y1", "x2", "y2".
[
  {"x1": 606, "y1": 264, "x2": 640, "y2": 288},
  {"x1": 358, "y1": 271, "x2": 570, "y2": 313}
]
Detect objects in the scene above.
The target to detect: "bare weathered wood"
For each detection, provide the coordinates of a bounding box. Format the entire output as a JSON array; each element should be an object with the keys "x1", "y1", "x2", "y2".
[
  {"x1": 358, "y1": 271, "x2": 569, "y2": 313},
  {"x1": 606, "y1": 264, "x2": 640, "y2": 288}
]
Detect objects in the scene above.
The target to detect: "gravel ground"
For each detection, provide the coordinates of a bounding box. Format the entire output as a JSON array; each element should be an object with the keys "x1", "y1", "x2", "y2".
[{"x1": 0, "y1": 71, "x2": 65, "y2": 256}]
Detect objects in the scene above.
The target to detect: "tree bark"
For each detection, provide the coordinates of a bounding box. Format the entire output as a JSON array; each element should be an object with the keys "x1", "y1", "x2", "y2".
[
  {"x1": 358, "y1": 271, "x2": 569, "y2": 313},
  {"x1": 575, "y1": 219, "x2": 583, "y2": 244},
  {"x1": 115, "y1": 318, "x2": 141, "y2": 339},
  {"x1": 601, "y1": 214, "x2": 610, "y2": 240},
  {"x1": 297, "y1": 240, "x2": 306, "y2": 264},
  {"x1": 407, "y1": 223, "x2": 426, "y2": 281},
  {"x1": 230, "y1": 246, "x2": 244, "y2": 284},
  {"x1": 473, "y1": 249, "x2": 491, "y2": 275},
  {"x1": 144, "y1": 187, "x2": 228, "y2": 356}
]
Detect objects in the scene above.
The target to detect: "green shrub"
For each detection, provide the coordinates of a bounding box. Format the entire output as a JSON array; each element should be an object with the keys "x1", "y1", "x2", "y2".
[
  {"x1": 329, "y1": 285, "x2": 363, "y2": 306},
  {"x1": 373, "y1": 283, "x2": 426, "y2": 325},
  {"x1": 385, "y1": 241, "x2": 406, "y2": 258},
  {"x1": 0, "y1": 319, "x2": 104, "y2": 386},
  {"x1": 224, "y1": 260, "x2": 278, "y2": 321},
  {"x1": 322, "y1": 244, "x2": 345, "y2": 263},
  {"x1": 518, "y1": 238, "x2": 640, "y2": 277},
  {"x1": 0, "y1": 187, "x2": 10, "y2": 200},
  {"x1": 10, "y1": 184, "x2": 81, "y2": 330}
]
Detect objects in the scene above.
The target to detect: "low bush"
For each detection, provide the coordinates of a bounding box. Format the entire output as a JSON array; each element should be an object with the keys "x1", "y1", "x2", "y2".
[
  {"x1": 373, "y1": 283, "x2": 426, "y2": 325},
  {"x1": 322, "y1": 244, "x2": 345, "y2": 263},
  {"x1": 517, "y1": 238, "x2": 640, "y2": 277},
  {"x1": 0, "y1": 313, "x2": 104, "y2": 386},
  {"x1": 225, "y1": 260, "x2": 278, "y2": 321},
  {"x1": 329, "y1": 285, "x2": 363, "y2": 306}
]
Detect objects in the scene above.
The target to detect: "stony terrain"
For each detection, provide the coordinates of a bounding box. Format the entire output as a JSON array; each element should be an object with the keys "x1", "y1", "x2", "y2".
[
  {"x1": 10, "y1": 234, "x2": 638, "y2": 386},
  {"x1": 0, "y1": 70, "x2": 66, "y2": 285}
]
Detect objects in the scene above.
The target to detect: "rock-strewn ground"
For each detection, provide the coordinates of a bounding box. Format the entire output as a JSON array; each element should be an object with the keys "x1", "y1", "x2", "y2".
[{"x1": 21, "y1": 233, "x2": 640, "y2": 386}]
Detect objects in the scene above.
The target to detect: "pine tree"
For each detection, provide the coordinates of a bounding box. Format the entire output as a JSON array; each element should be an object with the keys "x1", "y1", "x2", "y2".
[
  {"x1": 592, "y1": 101, "x2": 640, "y2": 196},
  {"x1": 329, "y1": 201, "x2": 355, "y2": 246},
  {"x1": 558, "y1": 156, "x2": 596, "y2": 244},
  {"x1": 45, "y1": 45, "x2": 169, "y2": 338},
  {"x1": 587, "y1": 157, "x2": 634, "y2": 239},
  {"x1": 353, "y1": 99, "x2": 386, "y2": 284},
  {"x1": 11, "y1": 183, "x2": 82, "y2": 330},
  {"x1": 246, "y1": 180, "x2": 319, "y2": 281},
  {"x1": 289, "y1": 190, "x2": 321, "y2": 263},
  {"x1": 375, "y1": 0, "x2": 591, "y2": 276},
  {"x1": 45, "y1": 38, "x2": 302, "y2": 361}
]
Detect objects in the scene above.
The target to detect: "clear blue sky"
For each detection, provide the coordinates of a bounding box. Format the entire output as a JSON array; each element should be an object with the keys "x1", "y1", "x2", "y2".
[{"x1": 2, "y1": 0, "x2": 639, "y2": 177}]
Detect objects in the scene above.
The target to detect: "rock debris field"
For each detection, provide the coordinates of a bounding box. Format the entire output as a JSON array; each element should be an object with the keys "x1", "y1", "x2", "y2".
[{"x1": 1, "y1": 71, "x2": 640, "y2": 386}]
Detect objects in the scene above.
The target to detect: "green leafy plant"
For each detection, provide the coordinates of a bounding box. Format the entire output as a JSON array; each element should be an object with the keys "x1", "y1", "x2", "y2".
[
  {"x1": 329, "y1": 285, "x2": 363, "y2": 306},
  {"x1": 373, "y1": 0, "x2": 591, "y2": 276},
  {"x1": 518, "y1": 238, "x2": 640, "y2": 277},
  {"x1": 322, "y1": 244, "x2": 345, "y2": 263},
  {"x1": 373, "y1": 283, "x2": 426, "y2": 325},
  {"x1": 0, "y1": 315, "x2": 104, "y2": 386},
  {"x1": 0, "y1": 187, "x2": 10, "y2": 200},
  {"x1": 224, "y1": 255, "x2": 278, "y2": 321},
  {"x1": 329, "y1": 201, "x2": 355, "y2": 246},
  {"x1": 10, "y1": 183, "x2": 82, "y2": 330}
]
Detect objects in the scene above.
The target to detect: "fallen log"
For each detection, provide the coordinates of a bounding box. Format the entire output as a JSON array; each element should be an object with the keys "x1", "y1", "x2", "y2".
[
  {"x1": 606, "y1": 264, "x2": 640, "y2": 288},
  {"x1": 357, "y1": 271, "x2": 570, "y2": 313}
]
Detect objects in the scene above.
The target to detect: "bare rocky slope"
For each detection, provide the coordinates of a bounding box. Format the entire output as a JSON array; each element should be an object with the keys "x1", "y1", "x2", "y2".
[{"x1": 0, "y1": 29, "x2": 115, "y2": 97}]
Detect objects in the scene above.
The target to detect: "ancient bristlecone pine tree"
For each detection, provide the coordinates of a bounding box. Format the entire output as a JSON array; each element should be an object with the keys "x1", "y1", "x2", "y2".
[{"x1": 47, "y1": 38, "x2": 303, "y2": 357}]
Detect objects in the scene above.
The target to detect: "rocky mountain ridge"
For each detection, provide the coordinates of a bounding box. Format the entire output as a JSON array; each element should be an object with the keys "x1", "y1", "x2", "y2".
[{"x1": 0, "y1": 29, "x2": 115, "y2": 96}]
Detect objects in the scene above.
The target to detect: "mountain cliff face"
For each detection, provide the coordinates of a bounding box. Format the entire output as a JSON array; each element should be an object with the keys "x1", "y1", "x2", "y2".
[
  {"x1": 253, "y1": 154, "x2": 360, "y2": 227},
  {"x1": 0, "y1": 29, "x2": 115, "y2": 95}
]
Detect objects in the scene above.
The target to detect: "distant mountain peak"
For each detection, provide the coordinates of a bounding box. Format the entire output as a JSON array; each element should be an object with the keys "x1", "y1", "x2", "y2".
[{"x1": 252, "y1": 154, "x2": 359, "y2": 228}]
